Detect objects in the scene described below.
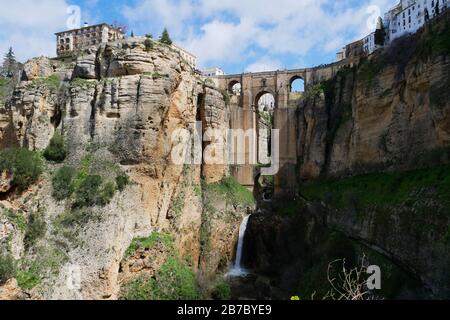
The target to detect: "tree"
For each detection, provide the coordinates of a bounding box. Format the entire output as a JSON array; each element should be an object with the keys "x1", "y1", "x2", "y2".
[
  {"x1": 160, "y1": 28, "x2": 173, "y2": 45},
  {"x1": 1, "y1": 47, "x2": 18, "y2": 78},
  {"x1": 374, "y1": 17, "x2": 386, "y2": 46}
]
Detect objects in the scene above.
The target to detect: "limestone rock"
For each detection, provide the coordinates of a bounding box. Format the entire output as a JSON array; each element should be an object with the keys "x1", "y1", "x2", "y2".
[
  {"x1": 21, "y1": 57, "x2": 54, "y2": 81},
  {"x1": 0, "y1": 279, "x2": 23, "y2": 300},
  {"x1": 0, "y1": 170, "x2": 13, "y2": 193},
  {"x1": 73, "y1": 47, "x2": 98, "y2": 79},
  {"x1": 0, "y1": 36, "x2": 233, "y2": 300}
]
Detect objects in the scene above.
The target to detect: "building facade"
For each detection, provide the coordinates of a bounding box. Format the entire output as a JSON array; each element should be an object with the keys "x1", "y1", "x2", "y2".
[
  {"x1": 202, "y1": 67, "x2": 225, "y2": 77},
  {"x1": 363, "y1": 32, "x2": 378, "y2": 55},
  {"x1": 345, "y1": 39, "x2": 365, "y2": 59},
  {"x1": 56, "y1": 23, "x2": 125, "y2": 57},
  {"x1": 172, "y1": 44, "x2": 198, "y2": 69},
  {"x1": 338, "y1": 0, "x2": 448, "y2": 61},
  {"x1": 386, "y1": 0, "x2": 448, "y2": 42}
]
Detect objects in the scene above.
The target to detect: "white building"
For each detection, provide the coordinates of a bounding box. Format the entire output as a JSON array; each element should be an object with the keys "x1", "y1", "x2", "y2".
[
  {"x1": 386, "y1": 0, "x2": 448, "y2": 42},
  {"x1": 202, "y1": 67, "x2": 225, "y2": 77},
  {"x1": 172, "y1": 44, "x2": 197, "y2": 69},
  {"x1": 357, "y1": 0, "x2": 448, "y2": 58},
  {"x1": 363, "y1": 32, "x2": 378, "y2": 55}
]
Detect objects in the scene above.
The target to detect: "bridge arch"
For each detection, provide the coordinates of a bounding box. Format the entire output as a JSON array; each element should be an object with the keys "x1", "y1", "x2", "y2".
[
  {"x1": 289, "y1": 75, "x2": 305, "y2": 92},
  {"x1": 228, "y1": 80, "x2": 242, "y2": 96},
  {"x1": 255, "y1": 90, "x2": 276, "y2": 111}
]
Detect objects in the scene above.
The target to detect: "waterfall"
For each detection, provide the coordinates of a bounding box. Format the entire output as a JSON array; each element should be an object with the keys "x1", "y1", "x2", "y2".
[{"x1": 227, "y1": 215, "x2": 251, "y2": 277}]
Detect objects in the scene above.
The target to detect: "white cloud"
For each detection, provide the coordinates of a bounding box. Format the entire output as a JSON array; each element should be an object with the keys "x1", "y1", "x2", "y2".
[
  {"x1": 123, "y1": 0, "x2": 395, "y2": 69},
  {"x1": 0, "y1": 0, "x2": 396, "y2": 68},
  {"x1": 122, "y1": 0, "x2": 195, "y2": 38},
  {"x1": 183, "y1": 19, "x2": 259, "y2": 67},
  {"x1": 246, "y1": 56, "x2": 282, "y2": 72},
  {"x1": 0, "y1": 0, "x2": 71, "y2": 61}
]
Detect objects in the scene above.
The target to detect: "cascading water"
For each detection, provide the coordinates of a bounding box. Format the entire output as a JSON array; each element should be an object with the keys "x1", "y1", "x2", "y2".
[{"x1": 227, "y1": 215, "x2": 251, "y2": 277}]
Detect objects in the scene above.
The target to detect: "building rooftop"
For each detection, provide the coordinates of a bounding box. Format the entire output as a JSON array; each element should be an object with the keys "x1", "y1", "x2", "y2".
[{"x1": 55, "y1": 23, "x2": 123, "y2": 36}]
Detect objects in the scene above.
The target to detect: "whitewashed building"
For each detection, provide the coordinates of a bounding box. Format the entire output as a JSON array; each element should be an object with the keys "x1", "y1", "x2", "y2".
[
  {"x1": 357, "y1": 0, "x2": 448, "y2": 58},
  {"x1": 202, "y1": 67, "x2": 225, "y2": 77},
  {"x1": 386, "y1": 0, "x2": 448, "y2": 42},
  {"x1": 363, "y1": 32, "x2": 377, "y2": 55}
]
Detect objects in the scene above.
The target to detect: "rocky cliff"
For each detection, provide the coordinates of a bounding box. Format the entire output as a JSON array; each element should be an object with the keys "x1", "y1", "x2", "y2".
[
  {"x1": 298, "y1": 14, "x2": 450, "y2": 180},
  {"x1": 0, "y1": 38, "x2": 252, "y2": 300},
  {"x1": 247, "y1": 14, "x2": 450, "y2": 299}
]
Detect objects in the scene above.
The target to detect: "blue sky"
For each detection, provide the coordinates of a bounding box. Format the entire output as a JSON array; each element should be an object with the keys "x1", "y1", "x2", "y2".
[{"x1": 0, "y1": 0, "x2": 395, "y2": 74}]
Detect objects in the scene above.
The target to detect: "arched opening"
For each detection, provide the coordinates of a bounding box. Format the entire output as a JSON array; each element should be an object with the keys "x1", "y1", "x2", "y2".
[
  {"x1": 228, "y1": 81, "x2": 242, "y2": 96},
  {"x1": 290, "y1": 76, "x2": 304, "y2": 93},
  {"x1": 256, "y1": 92, "x2": 275, "y2": 112},
  {"x1": 255, "y1": 91, "x2": 275, "y2": 171}
]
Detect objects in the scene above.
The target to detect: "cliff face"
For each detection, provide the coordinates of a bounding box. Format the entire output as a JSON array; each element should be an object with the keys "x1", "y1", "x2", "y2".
[
  {"x1": 289, "y1": 16, "x2": 450, "y2": 298},
  {"x1": 298, "y1": 18, "x2": 450, "y2": 180},
  {"x1": 0, "y1": 39, "x2": 247, "y2": 300}
]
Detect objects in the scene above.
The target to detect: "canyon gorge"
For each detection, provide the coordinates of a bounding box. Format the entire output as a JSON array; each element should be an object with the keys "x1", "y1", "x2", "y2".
[{"x1": 0, "y1": 11, "x2": 449, "y2": 300}]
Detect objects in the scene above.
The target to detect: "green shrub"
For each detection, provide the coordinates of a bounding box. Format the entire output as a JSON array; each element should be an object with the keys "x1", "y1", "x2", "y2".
[
  {"x1": 24, "y1": 213, "x2": 46, "y2": 249},
  {"x1": 154, "y1": 257, "x2": 200, "y2": 300},
  {"x1": 16, "y1": 269, "x2": 40, "y2": 290},
  {"x1": 123, "y1": 275, "x2": 155, "y2": 300},
  {"x1": 358, "y1": 59, "x2": 380, "y2": 85},
  {"x1": 73, "y1": 175, "x2": 102, "y2": 208},
  {"x1": 222, "y1": 90, "x2": 230, "y2": 105},
  {"x1": 301, "y1": 163, "x2": 450, "y2": 207},
  {"x1": 116, "y1": 175, "x2": 130, "y2": 191},
  {"x1": 43, "y1": 133, "x2": 67, "y2": 162},
  {"x1": 144, "y1": 38, "x2": 154, "y2": 52},
  {"x1": 71, "y1": 78, "x2": 97, "y2": 89},
  {"x1": 0, "y1": 148, "x2": 43, "y2": 190},
  {"x1": 0, "y1": 253, "x2": 15, "y2": 284},
  {"x1": 4, "y1": 209, "x2": 27, "y2": 232},
  {"x1": 52, "y1": 166, "x2": 76, "y2": 201},
  {"x1": 97, "y1": 182, "x2": 116, "y2": 206},
  {"x1": 30, "y1": 75, "x2": 61, "y2": 91},
  {"x1": 16, "y1": 269, "x2": 41, "y2": 290},
  {"x1": 53, "y1": 209, "x2": 92, "y2": 228},
  {"x1": 206, "y1": 177, "x2": 255, "y2": 206},
  {"x1": 212, "y1": 280, "x2": 232, "y2": 300},
  {"x1": 124, "y1": 257, "x2": 200, "y2": 300},
  {"x1": 125, "y1": 232, "x2": 173, "y2": 259}
]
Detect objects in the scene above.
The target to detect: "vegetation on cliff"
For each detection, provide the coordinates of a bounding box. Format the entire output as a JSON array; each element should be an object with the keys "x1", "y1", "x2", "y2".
[
  {"x1": 51, "y1": 154, "x2": 129, "y2": 207},
  {"x1": 0, "y1": 148, "x2": 43, "y2": 191},
  {"x1": 121, "y1": 232, "x2": 201, "y2": 300},
  {"x1": 43, "y1": 133, "x2": 67, "y2": 163},
  {"x1": 302, "y1": 163, "x2": 450, "y2": 208}
]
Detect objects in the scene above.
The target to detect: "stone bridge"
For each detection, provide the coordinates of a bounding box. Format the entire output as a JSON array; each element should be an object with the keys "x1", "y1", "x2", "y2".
[{"x1": 215, "y1": 63, "x2": 350, "y2": 195}]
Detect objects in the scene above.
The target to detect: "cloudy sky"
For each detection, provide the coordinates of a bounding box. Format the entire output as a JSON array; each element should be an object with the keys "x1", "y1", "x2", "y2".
[{"x1": 0, "y1": 0, "x2": 395, "y2": 74}]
